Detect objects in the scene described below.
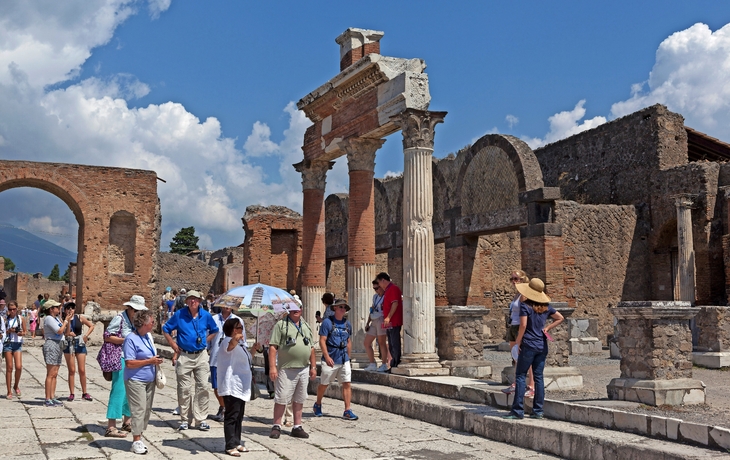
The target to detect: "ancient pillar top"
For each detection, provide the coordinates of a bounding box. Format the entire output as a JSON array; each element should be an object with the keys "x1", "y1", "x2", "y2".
[
  {"x1": 613, "y1": 300, "x2": 699, "y2": 320},
  {"x1": 336, "y1": 28, "x2": 384, "y2": 71}
]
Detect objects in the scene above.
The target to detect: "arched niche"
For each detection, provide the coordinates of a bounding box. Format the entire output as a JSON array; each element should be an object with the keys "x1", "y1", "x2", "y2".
[{"x1": 108, "y1": 210, "x2": 136, "y2": 274}]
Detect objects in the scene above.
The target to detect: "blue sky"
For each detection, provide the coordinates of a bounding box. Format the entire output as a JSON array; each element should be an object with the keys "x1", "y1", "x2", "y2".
[{"x1": 1, "y1": 1, "x2": 729, "y2": 254}]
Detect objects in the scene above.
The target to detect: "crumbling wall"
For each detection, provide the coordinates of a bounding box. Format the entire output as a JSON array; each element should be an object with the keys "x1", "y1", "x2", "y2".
[{"x1": 156, "y1": 252, "x2": 217, "y2": 295}]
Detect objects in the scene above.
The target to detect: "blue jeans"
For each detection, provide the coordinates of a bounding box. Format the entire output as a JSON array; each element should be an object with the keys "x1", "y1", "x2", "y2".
[{"x1": 509, "y1": 346, "x2": 547, "y2": 418}]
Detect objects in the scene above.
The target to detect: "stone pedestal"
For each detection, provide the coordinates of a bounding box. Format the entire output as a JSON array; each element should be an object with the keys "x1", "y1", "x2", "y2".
[
  {"x1": 607, "y1": 301, "x2": 705, "y2": 406},
  {"x1": 435, "y1": 305, "x2": 492, "y2": 378},
  {"x1": 390, "y1": 109, "x2": 449, "y2": 377},
  {"x1": 567, "y1": 317, "x2": 602, "y2": 355},
  {"x1": 692, "y1": 305, "x2": 730, "y2": 368}
]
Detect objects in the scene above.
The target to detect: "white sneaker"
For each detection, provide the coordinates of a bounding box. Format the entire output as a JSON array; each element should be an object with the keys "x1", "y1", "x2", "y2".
[
  {"x1": 377, "y1": 363, "x2": 389, "y2": 372},
  {"x1": 130, "y1": 440, "x2": 148, "y2": 454},
  {"x1": 363, "y1": 363, "x2": 378, "y2": 371},
  {"x1": 172, "y1": 406, "x2": 180, "y2": 415}
]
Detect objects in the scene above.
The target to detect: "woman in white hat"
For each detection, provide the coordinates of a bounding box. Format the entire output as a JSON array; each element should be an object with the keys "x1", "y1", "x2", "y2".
[
  {"x1": 503, "y1": 278, "x2": 564, "y2": 420},
  {"x1": 42, "y1": 299, "x2": 74, "y2": 406}
]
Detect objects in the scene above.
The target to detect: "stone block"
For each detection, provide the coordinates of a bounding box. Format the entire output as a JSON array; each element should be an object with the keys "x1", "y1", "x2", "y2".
[
  {"x1": 568, "y1": 337, "x2": 603, "y2": 355},
  {"x1": 565, "y1": 404, "x2": 591, "y2": 425},
  {"x1": 458, "y1": 386, "x2": 487, "y2": 404},
  {"x1": 692, "y1": 351, "x2": 730, "y2": 368},
  {"x1": 607, "y1": 378, "x2": 706, "y2": 406},
  {"x1": 586, "y1": 405, "x2": 614, "y2": 429},
  {"x1": 648, "y1": 415, "x2": 667, "y2": 438},
  {"x1": 679, "y1": 421, "x2": 709, "y2": 445},
  {"x1": 441, "y1": 360, "x2": 492, "y2": 379},
  {"x1": 497, "y1": 341, "x2": 511, "y2": 351},
  {"x1": 609, "y1": 340, "x2": 621, "y2": 359},
  {"x1": 543, "y1": 366, "x2": 583, "y2": 390},
  {"x1": 390, "y1": 366, "x2": 450, "y2": 377},
  {"x1": 709, "y1": 426, "x2": 730, "y2": 450},
  {"x1": 542, "y1": 400, "x2": 565, "y2": 420},
  {"x1": 666, "y1": 418, "x2": 682, "y2": 440},
  {"x1": 613, "y1": 410, "x2": 647, "y2": 435}
]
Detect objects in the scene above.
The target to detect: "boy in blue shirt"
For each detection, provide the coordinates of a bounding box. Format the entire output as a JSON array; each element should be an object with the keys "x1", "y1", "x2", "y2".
[{"x1": 313, "y1": 299, "x2": 358, "y2": 420}]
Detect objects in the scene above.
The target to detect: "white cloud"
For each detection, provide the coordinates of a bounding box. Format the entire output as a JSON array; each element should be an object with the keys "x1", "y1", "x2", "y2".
[
  {"x1": 506, "y1": 114, "x2": 519, "y2": 128},
  {"x1": 523, "y1": 100, "x2": 607, "y2": 149},
  {"x1": 610, "y1": 22, "x2": 730, "y2": 141},
  {"x1": 383, "y1": 170, "x2": 402, "y2": 179}
]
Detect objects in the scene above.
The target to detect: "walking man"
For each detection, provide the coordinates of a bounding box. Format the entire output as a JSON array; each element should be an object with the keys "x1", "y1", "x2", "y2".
[
  {"x1": 313, "y1": 299, "x2": 359, "y2": 420},
  {"x1": 376, "y1": 272, "x2": 403, "y2": 369},
  {"x1": 268, "y1": 302, "x2": 316, "y2": 439},
  {"x1": 162, "y1": 290, "x2": 219, "y2": 431}
]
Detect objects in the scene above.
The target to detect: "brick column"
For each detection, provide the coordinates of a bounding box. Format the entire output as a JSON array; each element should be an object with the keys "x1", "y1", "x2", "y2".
[
  {"x1": 294, "y1": 160, "x2": 334, "y2": 327},
  {"x1": 339, "y1": 137, "x2": 385, "y2": 354},
  {"x1": 675, "y1": 194, "x2": 696, "y2": 304},
  {"x1": 391, "y1": 109, "x2": 449, "y2": 376}
]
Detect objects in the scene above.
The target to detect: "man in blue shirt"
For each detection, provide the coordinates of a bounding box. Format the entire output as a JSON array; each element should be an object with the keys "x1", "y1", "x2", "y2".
[
  {"x1": 313, "y1": 299, "x2": 358, "y2": 420},
  {"x1": 162, "y1": 290, "x2": 218, "y2": 431}
]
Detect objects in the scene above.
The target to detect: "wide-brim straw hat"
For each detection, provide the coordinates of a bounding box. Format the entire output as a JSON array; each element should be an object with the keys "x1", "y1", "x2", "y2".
[
  {"x1": 515, "y1": 278, "x2": 551, "y2": 304},
  {"x1": 330, "y1": 299, "x2": 351, "y2": 312}
]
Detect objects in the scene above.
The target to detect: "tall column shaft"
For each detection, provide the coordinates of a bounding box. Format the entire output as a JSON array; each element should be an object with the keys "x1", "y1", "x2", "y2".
[
  {"x1": 676, "y1": 195, "x2": 696, "y2": 304},
  {"x1": 340, "y1": 137, "x2": 385, "y2": 353},
  {"x1": 295, "y1": 160, "x2": 333, "y2": 327}
]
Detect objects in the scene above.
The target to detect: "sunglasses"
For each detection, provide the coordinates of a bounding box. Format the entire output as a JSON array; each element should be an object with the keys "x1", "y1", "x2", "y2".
[
  {"x1": 335, "y1": 305, "x2": 347, "y2": 309},
  {"x1": 510, "y1": 277, "x2": 520, "y2": 281},
  {"x1": 7, "y1": 308, "x2": 17, "y2": 311}
]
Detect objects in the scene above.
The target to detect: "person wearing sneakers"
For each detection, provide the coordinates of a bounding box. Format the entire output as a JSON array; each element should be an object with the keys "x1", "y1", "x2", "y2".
[
  {"x1": 364, "y1": 280, "x2": 390, "y2": 372},
  {"x1": 4, "y1": 301, "x2": 25, "y2": 400},
  {"x1": 313, "y1": 299, "x2": 358, "y2": 421},
  {"x1": 502, "y1": 270, "x2": 536, "y2": 397},
  {"x1": 208, "y1": 304, "x2": 242, "y2": 423},
  {"x1": 163, "y1": 289, "x2": 219, "y2": 431},
  {"x1": 503, "y1": 278, "x2": 564, "y2": 420},
  {"x1": 42, "y1": 299, "x2": 73, "y2": 407},
  {"x1": 268, "y1": 302, "x2": 316, "y2": 440},
  {"x1": 62, "y1": 302, "x2": 95, "y2": 402}
]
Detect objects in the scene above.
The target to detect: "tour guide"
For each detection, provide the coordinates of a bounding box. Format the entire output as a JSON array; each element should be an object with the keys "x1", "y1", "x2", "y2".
[{"x1": 162, "y1": 290, "x2": 219, "y2": 431}]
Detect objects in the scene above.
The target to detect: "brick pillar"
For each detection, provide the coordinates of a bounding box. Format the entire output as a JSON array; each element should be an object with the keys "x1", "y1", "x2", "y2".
[
  {"x1": 339, "y1": 137, "x2": 385, "y2": 354},
  {"x1": 391, "y1": 109, "x2": 449, "y2": 376},
  {"x1": 519, "y1": 188, "x2": 565, "y2": 301},
  {"x1": 335, "y1": 28, "x2": 384, "y2": 71},
  {"x1": 294, "y1": 160, "x2": 334, "y2": 327},
  {"x1": 675, "y1": 194, "x2": 696, "y2": 304}
]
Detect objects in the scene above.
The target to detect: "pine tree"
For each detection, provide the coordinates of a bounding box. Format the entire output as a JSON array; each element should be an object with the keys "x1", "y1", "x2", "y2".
[
  {"x1": 61, "y1": 266, "x2": 71, "y2": 282},
  {"x1": 170, "y1": 226, "x2": 200, "y2": 254},
  {"x1": 0, "y1": 256, "x2": 15, "y2": 271},
  {"x1": 48, "y1": 264, "x2": 61, "y2": 281}
]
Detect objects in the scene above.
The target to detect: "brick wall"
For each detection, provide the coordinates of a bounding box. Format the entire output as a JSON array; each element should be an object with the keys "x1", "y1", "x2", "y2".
[{"x1": 156, "y1": 252, "x2": 217, "y2": 297}]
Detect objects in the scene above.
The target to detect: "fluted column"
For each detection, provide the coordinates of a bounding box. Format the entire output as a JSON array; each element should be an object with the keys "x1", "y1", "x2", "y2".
[
  {"x1": 294, "y1": 160, "x2": 334, "y2": 327},
  {"x1": 391, "y1": 109, "x2": 448, "y2": 376},
  {"x1": 340, "y1": 137, "x2": 386, "y2": 354},
  {"x1": 676, "y1": 195, "x2": 696, "y2": 305}
]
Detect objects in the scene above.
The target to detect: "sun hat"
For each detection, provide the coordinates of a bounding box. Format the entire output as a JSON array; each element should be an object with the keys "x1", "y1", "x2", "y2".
[
  {"x1": 44, "y1": 299, "x2": 61, "y2": 308},
  {"x1": 330, "y1": 298, "x2": 351, "y2": 312},
  {"x1": 123, "y1": 295, "x2": 148, "y2": 311},
  {"x1": 166, "y1": 286, "x2": 171, "y2": 292},
  {"x1": 286, "y1": 302, "x2": 301, "y2": 312},
  {"x1": 515, "y1": 278, "x2": 551, "y2": 304},
  {"x1": 185, "y1": 290, "x2": 203, "y2": 300},
  {"x1": 180, "y1": 288, "x2": 187, "y2": 294}
]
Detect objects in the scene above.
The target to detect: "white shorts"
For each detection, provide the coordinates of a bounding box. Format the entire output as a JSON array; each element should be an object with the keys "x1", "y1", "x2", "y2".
[
  {"x1": 366, "y1": 317, "x2": 387, "y2": 337},
  {"x1": 320, "y1": 360, "x2": 351, "y2": 385},
  {"x1": 274, "y1": 367, "x2": 309, "y2": 405}
]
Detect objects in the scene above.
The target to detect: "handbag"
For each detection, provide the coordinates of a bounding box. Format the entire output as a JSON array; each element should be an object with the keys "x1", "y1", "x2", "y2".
[
  {"x1": 155, "y1": 364, "x2": 166, "y2": 389},
  {"x1": 97, "y1": 314, "x2": 123, "y2": 373}
]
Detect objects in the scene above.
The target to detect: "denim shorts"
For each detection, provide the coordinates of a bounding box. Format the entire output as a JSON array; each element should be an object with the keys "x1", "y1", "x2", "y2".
[
  {"x1": 2, "y1": 341, "x2": 22, "y2": 353},
  {"x1": 63, "y1": 338, "x2": 87, "y2": 355}
]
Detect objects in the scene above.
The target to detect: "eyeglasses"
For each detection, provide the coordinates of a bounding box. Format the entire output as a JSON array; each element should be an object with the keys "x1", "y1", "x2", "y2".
[
  {"x1": 335, "y1": 305, "x2": 347, "y2": 309},
  {"x1": 372, "y1": 286, "x2": 379, "y2": 290},
  {"x1": 510, "y1": 277, "x2": 520, "y2": 281},
  {"x1": 7, "y1": 308, "x2": 17, "y2": 311}
]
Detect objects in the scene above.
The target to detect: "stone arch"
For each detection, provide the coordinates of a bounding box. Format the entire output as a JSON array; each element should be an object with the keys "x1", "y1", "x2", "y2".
[
  {"x1": 432, "y1": 162, "x2": 449, "y2": 224},
  {"x1": 109, "y1": 210, "x2": 136, "y2": 274}
]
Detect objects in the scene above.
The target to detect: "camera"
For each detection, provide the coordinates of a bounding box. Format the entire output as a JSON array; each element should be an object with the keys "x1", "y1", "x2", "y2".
[
  {"x1": 303, "y1": 337, "x2": 310, "y2": 346},
  {"x1": 285, "y1": 337, "x2": 296, "y2": 346},
  {"x1": 196, "y1": 336, "x2": 202, "y2": 345}
]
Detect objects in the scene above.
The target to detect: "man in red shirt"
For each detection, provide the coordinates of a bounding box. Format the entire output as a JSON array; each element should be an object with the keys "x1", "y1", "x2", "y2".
[{"x1": 376, "y1": 272, "x2": 403, "y2": 370}]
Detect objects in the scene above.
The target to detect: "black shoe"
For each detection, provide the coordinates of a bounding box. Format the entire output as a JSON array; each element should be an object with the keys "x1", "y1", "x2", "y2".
[
  {"x1": 270, "y1": 426, "x2": 281, "y2": 439},
  {"x1": 290, "y1": 426, "x2": 309, "y2": 438},
  {"x1": 210, "y1": 406, "x2": 224, "y2": 422},
  {"x1": 269, "y1": 391, "x2": 275, "y2": 399}
]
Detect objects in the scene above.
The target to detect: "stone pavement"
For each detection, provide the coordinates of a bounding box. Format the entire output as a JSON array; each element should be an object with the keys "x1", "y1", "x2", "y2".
[{"x1": 0, "y1": 345, "x2": 561, "y2": 460}]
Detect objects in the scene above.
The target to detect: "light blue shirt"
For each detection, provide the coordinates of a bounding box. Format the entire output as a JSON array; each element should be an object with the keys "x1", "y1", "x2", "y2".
[{"x1": 123, "y1": 332, "x2": 157, "y2": 382}]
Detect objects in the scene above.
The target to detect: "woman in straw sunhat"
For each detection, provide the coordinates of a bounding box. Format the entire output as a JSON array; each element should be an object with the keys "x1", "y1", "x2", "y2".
[
  {"x1": 502, "y1": 270, "x2": 535, "y2": 396},
  {"x1": 503, "y1": 278, "x2": 564, "y2": 420}
]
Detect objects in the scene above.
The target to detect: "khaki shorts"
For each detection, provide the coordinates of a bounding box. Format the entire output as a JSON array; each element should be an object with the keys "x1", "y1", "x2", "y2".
[
  {"x1": 274, "y1": 367, "x2": 309, "y2": 405},
  {"x1": 320, "y1": 360, "x2": 351, "y2": 385},
  {"x1": 506, "y1": 325, "x2": 520, "y2": 342},
  {"x1": 366, "y1": 317, "x2": 387, "y2": 337}
]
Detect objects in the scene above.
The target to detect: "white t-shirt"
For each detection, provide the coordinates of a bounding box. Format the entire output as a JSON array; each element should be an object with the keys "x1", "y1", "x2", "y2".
[
  {"x1": 4, "y1": 316, "x2": 23, "y2": 343},
  {"x1": 208, "y1": 312, "x2": 243, "y2": 366},
  {"x1": 216, "y1": 336, "x2": 252, "y2": 401},
  {"x1": 370, "y1": 294, "x2": 384, "y2": 320}
]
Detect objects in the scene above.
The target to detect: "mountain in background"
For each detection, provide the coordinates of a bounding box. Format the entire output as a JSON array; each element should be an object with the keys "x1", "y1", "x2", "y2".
[{"x1": 0, "y1": 226, "x2": 77, "y2": 276}]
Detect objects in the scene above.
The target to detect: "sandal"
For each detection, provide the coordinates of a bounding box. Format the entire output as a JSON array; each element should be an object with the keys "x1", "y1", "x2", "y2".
[
  {"x1": 104, "y1": 427, "x2": 127, "y2": 438},
  {"x1": 226, "y1": 449, "x2": 241, "y2": 457},
  {"x1": 14, "y1": 388, "x2": 21, "y2": 397},
  {"x1": 236, "y1": 445, "x2": 249, "y2": 453},
  {"x1": 121, "y1": 422, "x2": 132, "y2": 432},
  {"x1": 526, "y1": 386, "x2": 535, "y2": 398}
]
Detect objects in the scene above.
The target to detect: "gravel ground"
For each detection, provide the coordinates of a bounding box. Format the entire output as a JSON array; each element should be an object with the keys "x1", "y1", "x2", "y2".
[{"x1": 483, "y1": 346, "x2": 730, "y2": 428}]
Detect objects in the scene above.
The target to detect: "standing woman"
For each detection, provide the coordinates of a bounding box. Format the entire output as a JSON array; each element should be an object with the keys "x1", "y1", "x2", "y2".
[
  {"x1": 4, "y1": 301, "x2": 25, "y2": 399},
  {"x1": 503, "y1": 278, "x2": 564, "y2": 420},
  {"x1": 42, "y1": 299, "x2": 72, "y2": 406},
  {"x1": 502, "y1": 270, "x2": 535, "y2": 396},
  {"x1": 217, "y1": 317, "x2": 252, "y2": 457},
  {"x1": 62, "y1": 302, "x2": 95, "y2": 401},
  {"x1": 29, "y1": 301, "x2": 39, "y2": 340},
  {"x1": 123, "y1": 309, "x2": 163, "y2": 455}
]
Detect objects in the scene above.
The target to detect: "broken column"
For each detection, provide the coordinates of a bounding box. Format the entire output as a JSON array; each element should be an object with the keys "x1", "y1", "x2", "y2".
[
  {"x1": 391, "y1": 108, "x2": 449, "y2": 376},
  {"x1": 607, "y1": 301, "x2": 705, "y2": 406},
  {"x1": 294, "y1": 160, "x2": 334, "y2": 328},
  {"x1": 675, "y1": 194, "x2": 696, "y2": 304},
  {"x1": 435, "y1": 305, "x2": 492, "y2": 378},
  {"x1": 340, "y1": 137, "x2": 385, "y2": 353}
]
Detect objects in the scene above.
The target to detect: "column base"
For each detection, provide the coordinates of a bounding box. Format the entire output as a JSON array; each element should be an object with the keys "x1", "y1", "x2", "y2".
[
  {"x1": 496, "y1": 341, "x2": 512, "y2": 352},
  {"x1": 440, "y1": 360, "x2": 492, "y2": 379},
  {"x1": 501, "y1": 365, "x2": 583, "y2": 390},
  {"x1": 391, "y1": 353, "x2": 450, "y2": 376},
  {"x1": 692, "y1": 351, "x2": 730, "y2": 369},
  {"x1": 607, "y1": 377, "x2": 706, "y2": 406},
  {"x1": 568, "y1": 337, "x2": 603, "y2": 355}
]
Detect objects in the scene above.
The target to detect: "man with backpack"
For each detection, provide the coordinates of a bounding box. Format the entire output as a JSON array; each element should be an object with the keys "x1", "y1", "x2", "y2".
[{"x1": 312, "y1": 299, "x2": 358, "y2": 420}]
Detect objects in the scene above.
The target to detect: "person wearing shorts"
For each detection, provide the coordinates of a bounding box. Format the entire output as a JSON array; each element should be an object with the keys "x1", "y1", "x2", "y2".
[
  {"x1": 62, "y1": 302, "x2": 95, "y2": 402},
  {"x1": 268, "y1": 302, "x2": 316, "y2": 439},
  {"x1": 313, "y1": 299, "x2": 358, "y2": 420},
  {"x1": 4, "y1": 301, "x2": 25, "y2": 399},
  {"x1": 364, "y1": 280, "x2": 390, "y2": 372},
  {"x1": 42, "y1": 300, "x2": 73, "y2": 406}
]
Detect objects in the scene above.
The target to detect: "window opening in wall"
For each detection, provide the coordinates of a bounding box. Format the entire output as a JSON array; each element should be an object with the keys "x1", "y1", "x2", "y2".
[{"x1": 109, "y1": 211, "x2": 136, "y2": 274}]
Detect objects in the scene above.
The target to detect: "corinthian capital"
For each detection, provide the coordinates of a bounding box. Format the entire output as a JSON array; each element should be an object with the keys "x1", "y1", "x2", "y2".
[
  {"x1": 392, "y1": 109, "x2": 447, "y2": 150},
  {"x1": 293, "y1": 160, "x2": 334, "y2": 191},
  {"x1": 673, "y1": 193, "x2": 698, "y2": 210},
  {"x1": 339, "y1": 137, "x2": 386, "y2": 172}
]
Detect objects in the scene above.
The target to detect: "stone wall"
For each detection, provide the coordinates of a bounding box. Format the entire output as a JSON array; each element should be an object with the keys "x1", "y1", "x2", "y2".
[
  {"x1": 156, "y1": 252, "x2": 217, "y2": 296},
  {"x1": 695, "y1": 306, "x2": 730, "y2": 352},
  {"x1": 617, "y1": 317, "x2": 694, "y2": 380}
]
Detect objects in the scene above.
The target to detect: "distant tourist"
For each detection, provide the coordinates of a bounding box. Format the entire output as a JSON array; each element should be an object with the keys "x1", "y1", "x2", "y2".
[
  {"x1": 208, "y1": 303, "x2": 242, "y2": 422},
  {"x1": 162, "y1": 290, "x2": 219, "y2": 431},
  {"x1": 320, "y1": 292, "x2": 335, "y2": 322},
  {"x1": 123, "y1": 309, "x2": 163, "y2": 455},
  {"x1": 503, "y1": 278, "x2": 564, "y2": 420},
  {"x1": 313, "y1": 299, "x2": 358, "y2": 420},
  {"x1": 4, "y1": 301, "x2": 25, "y2": 399},
  {"x1": 502, "y1": 270, "x2": 535, "y2": 396},
  {"x1": 364, "y1": 279, "x2": 390, "y2": 372},
  {"x1": 42, "y1": 299, "x2": 72, "y2": 406},
  {"x1": 268, "y1": 302, "x2": 316, "y2": 439},
  {"x1": 28, "y1": 302, "x2": 38, "y2": 340},
  {"x1": 376, "y1": 272, "x2": 403, "y2": 369},
  {"x1": 174, "y1": 288, "x2": 187, "y2": 312},
  {"x1": 62, "y1": 302, "x2": 95, "y2": 402}
]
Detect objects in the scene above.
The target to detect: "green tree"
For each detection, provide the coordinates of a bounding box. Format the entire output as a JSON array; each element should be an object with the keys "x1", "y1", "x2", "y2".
[
  {"x1": 61, "y1": 266, "x2": 71, "y2": 282},
  {"x1": 0, "y1": 256, "x2": 15, "y2": 271},
  {"x1": 48, "y1": 264, "x2": 61, "y2": 281},
  {"x1": 170, "y1": 226, "x2": 200, "y2": 254}
]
